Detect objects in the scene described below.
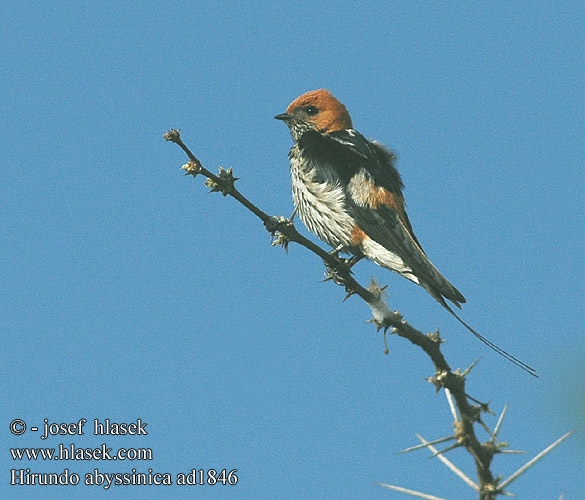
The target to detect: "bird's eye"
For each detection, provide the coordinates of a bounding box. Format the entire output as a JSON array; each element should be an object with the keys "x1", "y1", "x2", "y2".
[{"x1": 305, "y1": 106, "x2": 319, "y2": 116}]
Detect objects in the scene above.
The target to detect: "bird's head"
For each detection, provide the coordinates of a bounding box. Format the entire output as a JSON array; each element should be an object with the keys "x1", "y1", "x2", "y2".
[{"x1": 275, "y1": 89, "x2": 353, "y2": 140}]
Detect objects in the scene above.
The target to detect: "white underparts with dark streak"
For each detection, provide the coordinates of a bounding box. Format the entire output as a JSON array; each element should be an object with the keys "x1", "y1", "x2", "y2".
[
  {"x1": 289, "y1": 144, "x2": 416, "y2": 281},
  {"x1": 290, "y1": 145, "x2": 354, "y2": 248}
]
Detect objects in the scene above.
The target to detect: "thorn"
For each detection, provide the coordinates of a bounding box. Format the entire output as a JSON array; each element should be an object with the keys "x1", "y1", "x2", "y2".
[
  {"x1": 399, "y1": 435, "x2": 455, "y2": 454},
  {"x1": 493, "y1": 403, "x2": 509, "y2": 437},
  {"x1": 464, "y1": 393, "x2": 492, "y2": 413},
  {"x1": 499, "y1": 430, "x2": 575, "y2": 490},
  {"x1": 462, "y1": 358, "x2": 481, "y2": 376},
  {"x1": 478, "y1": 418, "x2": 497, "y2": 439},
  {"x1": 445, "y1": 388, "x2": 458, "y2": 422},
  {"x1": 429, "y1": 441, "x2": 462, "y2": 458},
  {"x1": 416, "y1": 434, "x2": 479, "y2": 491}
]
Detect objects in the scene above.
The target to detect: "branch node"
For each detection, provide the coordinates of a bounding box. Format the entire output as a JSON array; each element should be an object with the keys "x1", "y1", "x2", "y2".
[
  {"x1": 183, "y1": 160, "x2": 202, "y2": 178},
  {"x1": 163, "y1": 128, "x2": 181, "y2": 142},
  {"x1": 264, "y1": 215, "x2": 287, "y2": 234},
  {"x1": 206, "y1": 166, "x2": 239, "y2": 196},
  {"x1": 367, "y1": 278, "x2": 387, "y2": 299},
  {"x1": 264, "y1": 216, "x2": 294, "y2": 251},
  {"x1": 427, "y1": 327, "x2": 443, "y2": 344},
  {"x1": 271, "y1": 232, "x2": 290, "y2": 251},
  {"x1": 427, "y1": 370, "x2": 449, "y2": 392},
  {"x1": 453, "y1": 420, "x2": 470, "y2": 446}
]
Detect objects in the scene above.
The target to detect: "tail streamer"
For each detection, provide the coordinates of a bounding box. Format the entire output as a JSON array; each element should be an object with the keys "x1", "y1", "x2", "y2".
[{"x1": 433, "y1": 294, "x2": 538, "y2": 378}]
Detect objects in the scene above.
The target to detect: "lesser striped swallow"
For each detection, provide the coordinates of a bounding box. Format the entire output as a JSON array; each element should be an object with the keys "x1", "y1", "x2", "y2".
[{"x1": 276, "y1": 89, "x2": 536, "y2": 376}]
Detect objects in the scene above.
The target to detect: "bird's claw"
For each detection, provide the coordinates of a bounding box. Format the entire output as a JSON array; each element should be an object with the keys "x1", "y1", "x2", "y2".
[{"x1": 322, "y1": 261, "x2": 351, "y2": 286}]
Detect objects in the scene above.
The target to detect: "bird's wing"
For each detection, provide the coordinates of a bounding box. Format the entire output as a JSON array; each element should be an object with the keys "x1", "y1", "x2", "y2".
[
  {"x1": 313, "y1": 130, "x2": 466, "y2": 306},
  {"x1": 305, "y1": 130, "x2": 540, "y2": 374},
  {"x1": 351, "y1": 195, "x2": 466, "y2": 306},
  {"x1": 302, "y1": 130, "x2": 538, "y2": 375}
]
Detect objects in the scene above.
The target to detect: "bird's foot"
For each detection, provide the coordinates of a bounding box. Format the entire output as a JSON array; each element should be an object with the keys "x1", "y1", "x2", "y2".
[
  {"x1": 322, "y1": 261, "x2": 352, "y2": 286},
  {"x1": 330, "y1": 251, "x2": 363, "y2": 273},
  {"x1": 345, "y1": 254, "x2": 364, "y2": 269},
  {"x1": 327, "y1": 244, "x2": 345, "y2": 258}
]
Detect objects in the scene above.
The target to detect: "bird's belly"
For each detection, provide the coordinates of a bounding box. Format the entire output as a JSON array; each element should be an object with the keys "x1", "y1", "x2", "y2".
[{"x1": 290, "y1": 162, "x2": 355, "y2": 249}]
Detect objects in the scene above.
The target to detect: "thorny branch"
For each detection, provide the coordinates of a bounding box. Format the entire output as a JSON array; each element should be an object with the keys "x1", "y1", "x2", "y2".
[{"x1": 164, "y1": 129, "x2": 569, "y2": 500}]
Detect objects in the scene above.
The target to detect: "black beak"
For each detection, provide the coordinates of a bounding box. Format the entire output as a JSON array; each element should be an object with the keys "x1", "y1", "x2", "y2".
[{"x1": 274, "y1": 113, "x2": 292, "y2": 121}]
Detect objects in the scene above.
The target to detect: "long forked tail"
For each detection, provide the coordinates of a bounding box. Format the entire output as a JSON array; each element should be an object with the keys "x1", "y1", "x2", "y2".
[{"x1": 429, "y1": 291, "x2": 538, "y2": 378}]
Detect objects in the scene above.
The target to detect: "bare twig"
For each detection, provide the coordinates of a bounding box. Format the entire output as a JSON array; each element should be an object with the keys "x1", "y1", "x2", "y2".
[
  {"x1": 165, "y1": 129, "x2": 570, "y2": 500},
  {"x1": 165, "y1": 129, "x2": 496, "y2": 495}
]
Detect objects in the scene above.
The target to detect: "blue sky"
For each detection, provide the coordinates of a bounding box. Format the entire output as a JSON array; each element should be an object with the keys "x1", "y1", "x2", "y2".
[{"x1": 2, "y1": 1, "x2": 584, "y2": 498}]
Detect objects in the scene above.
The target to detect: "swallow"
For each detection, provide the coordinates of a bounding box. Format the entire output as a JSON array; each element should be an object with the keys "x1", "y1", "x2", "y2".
[{"x1": 276, "y1": 89, "x2": 536, "y2": 376}]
